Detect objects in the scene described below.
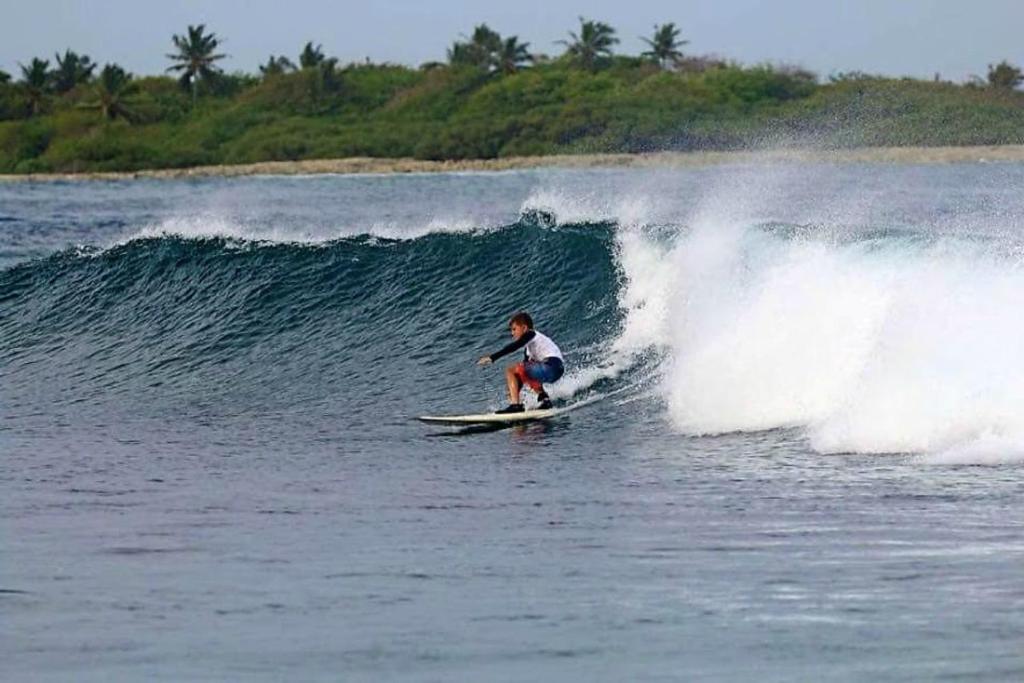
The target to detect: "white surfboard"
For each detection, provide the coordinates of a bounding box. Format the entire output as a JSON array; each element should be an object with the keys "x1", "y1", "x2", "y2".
[{"x1": 417, "y1": 406, "x2": 563, "y2": 425}]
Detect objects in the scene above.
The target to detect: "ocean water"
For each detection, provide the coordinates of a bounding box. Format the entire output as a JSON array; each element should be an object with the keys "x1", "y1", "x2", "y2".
[{"x1": 2, "y1": 163, "x2": 1024, "y2": 681}]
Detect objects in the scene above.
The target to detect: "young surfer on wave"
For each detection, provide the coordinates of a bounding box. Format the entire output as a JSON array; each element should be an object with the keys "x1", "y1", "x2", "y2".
[{"x1": 478, "y1": 311, "x2": 564, "y2": 414}]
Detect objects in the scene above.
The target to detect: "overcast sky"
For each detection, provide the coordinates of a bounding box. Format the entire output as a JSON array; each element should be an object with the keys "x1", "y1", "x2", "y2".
[{"x1": 3, "y1": 0, "x2": 1022, "y2": 82}]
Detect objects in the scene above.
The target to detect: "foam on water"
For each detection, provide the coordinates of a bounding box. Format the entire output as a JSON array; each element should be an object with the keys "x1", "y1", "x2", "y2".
[
  {"x1": 658, "y1": 225, "x2": 1024, "y2": 458},
  {"x1": 526, "y1": 165, "x2": 1024, "y2": 463},
  {"x1": 925, "y1": 433, "x2": 1024, "y2": 465}
]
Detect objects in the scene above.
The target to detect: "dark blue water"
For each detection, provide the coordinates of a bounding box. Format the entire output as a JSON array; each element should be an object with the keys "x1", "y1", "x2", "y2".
[{"x1": 2, "y1": 165, "x2": 1023, "y2": 681}]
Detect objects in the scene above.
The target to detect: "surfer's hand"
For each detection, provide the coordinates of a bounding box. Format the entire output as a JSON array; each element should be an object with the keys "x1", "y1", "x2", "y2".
[{"x1": 477, "y1": 356, "x2": 492, "y2": 366}]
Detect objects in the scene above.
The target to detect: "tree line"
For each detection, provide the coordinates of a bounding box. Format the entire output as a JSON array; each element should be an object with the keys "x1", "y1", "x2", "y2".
[
  {"x1": 4, "y1": 17, "x2": 1019, "y2": 124},
  {"x1": 3, "y1": 17, "x2": 1024, "y2": 174},
  {"x1": 0, "y1": 18, "x2": 697, "y2": 121}
]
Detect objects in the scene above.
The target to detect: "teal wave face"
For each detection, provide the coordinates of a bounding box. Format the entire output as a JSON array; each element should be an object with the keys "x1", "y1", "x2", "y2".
[{"x1": 0, "y1": 222, "x2": 622, "y2": 420}]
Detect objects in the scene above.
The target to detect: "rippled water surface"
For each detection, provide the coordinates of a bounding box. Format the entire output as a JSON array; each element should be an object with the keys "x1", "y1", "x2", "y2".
[{"x1": 2, "y1": 164, "x2": 1023, "y2": 681}]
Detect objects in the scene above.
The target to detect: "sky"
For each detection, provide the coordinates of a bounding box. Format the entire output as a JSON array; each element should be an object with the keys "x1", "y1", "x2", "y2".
[{"x1": 2, "y1": 0, "x2": 1022, "y2": 83}]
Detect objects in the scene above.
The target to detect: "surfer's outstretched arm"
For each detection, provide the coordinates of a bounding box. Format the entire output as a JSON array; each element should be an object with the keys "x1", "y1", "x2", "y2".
[{"x1": 479, "y1": 329, "x2": 536, "y2": 365}]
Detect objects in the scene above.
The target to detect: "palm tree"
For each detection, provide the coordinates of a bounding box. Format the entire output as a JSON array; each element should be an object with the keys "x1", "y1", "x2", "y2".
[
  {"x1": 558, "y1": 17, "x2": 618, "y2": 71},
  {"x1": 166, "y1": 24, "x2": 226, "y2": 107},
  {"x1": 448, "y1": 24, "x2": 502, "y2": 70},
  {"x1": 53, "y1": 49, "x2": 96, "y2": 93},
  {"x1": 89, "y1": 64, "x2": 134, "y2": 120},
  {"x1": 19, "y1": 58, "x2": 51, "y2": 116},
  {"x1": 641, "y1": 23, "x2": 688, "y2": 69},
  {"x1": 259, "y1": 55, "x2": 296, "y2": 77},
  {"x1": 988, "y1": 60, "x2": 1023, "y2": 90},
  {"x1": 299, "y1": 42, "x2": 325, "y2": 69},
  {"x1": 470, "y1": 24, "x2": 502, "y2": 58},
  {"x1": 447, "y1": 41, "x2": 475, "y2": 67},
  {"x1": 289, "y1": 42, "x2": 339, "y2": 107},
  {"x1": 75, "y1": 64, "x2": 134, "y2": 121},
  {"x1": 496, "y1": 36, "x2": 532, "y2": 75}
]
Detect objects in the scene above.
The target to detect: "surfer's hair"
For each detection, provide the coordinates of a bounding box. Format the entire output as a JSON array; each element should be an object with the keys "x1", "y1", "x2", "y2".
[{"x1": 509, "y1": 311, "x2": 534, "y2": 329}]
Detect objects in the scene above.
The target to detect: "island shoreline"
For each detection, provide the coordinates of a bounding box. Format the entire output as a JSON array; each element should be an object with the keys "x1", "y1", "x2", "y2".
[{"x1": 3, "y1": 144, "x2": 1024, "y2": 183}]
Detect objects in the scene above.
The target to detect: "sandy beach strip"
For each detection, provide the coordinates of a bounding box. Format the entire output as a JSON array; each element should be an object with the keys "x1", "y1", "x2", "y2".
[{"x1": 2, "y1": 144, "x2": 1024, "y2": 182}]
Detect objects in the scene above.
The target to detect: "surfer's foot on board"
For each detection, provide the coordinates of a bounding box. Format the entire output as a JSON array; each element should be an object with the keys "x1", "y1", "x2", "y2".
[
  {"x1": 536, "y1": 391, "x2": 552, "y2": 410},
  {"x1": 496, "y1": 403, "x2": 525, "y2": 414}
]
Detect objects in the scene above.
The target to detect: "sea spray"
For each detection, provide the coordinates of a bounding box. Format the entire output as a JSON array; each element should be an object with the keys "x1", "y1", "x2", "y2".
[
  {"x1": 809, "y1": 247, "x2": 1024, "y2": 456},
  {"x1": 518, "y1": 162, "x2": 1024, "y2": 460},
  {"x1": 610, "y1": 219, "x2": 1024, "y2": 459}
]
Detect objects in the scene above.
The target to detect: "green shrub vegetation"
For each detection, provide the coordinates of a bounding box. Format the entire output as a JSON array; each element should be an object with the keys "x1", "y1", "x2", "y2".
[{"x1": 1, "y1": 21, "x2": 1022, "y2": 174}]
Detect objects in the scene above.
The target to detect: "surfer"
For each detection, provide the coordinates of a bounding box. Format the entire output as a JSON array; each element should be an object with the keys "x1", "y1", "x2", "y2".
[{"x1": 478, "y1": 311, "x2": 564, "y2": 413}]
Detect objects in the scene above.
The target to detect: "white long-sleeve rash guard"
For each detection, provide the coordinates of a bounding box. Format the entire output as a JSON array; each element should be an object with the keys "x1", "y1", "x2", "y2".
[{"x1": 488, "y1": 329, "x2": 564, "y2": 364}]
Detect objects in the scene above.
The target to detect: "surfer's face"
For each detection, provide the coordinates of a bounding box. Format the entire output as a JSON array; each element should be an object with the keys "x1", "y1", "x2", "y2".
[{"x1": 509, "y1": 321, "x2": 528, "y2": 339}]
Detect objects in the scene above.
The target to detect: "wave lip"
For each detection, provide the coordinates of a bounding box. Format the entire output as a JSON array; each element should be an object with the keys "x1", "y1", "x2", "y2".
[{"x1": 111, "y1": 213, "x2": 502, "y2": 250}]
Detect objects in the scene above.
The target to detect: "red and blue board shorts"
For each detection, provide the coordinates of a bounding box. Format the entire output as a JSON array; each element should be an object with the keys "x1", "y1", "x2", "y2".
[{"x1": 513, "y1": 358, "x2": 564, "y2": 392}]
